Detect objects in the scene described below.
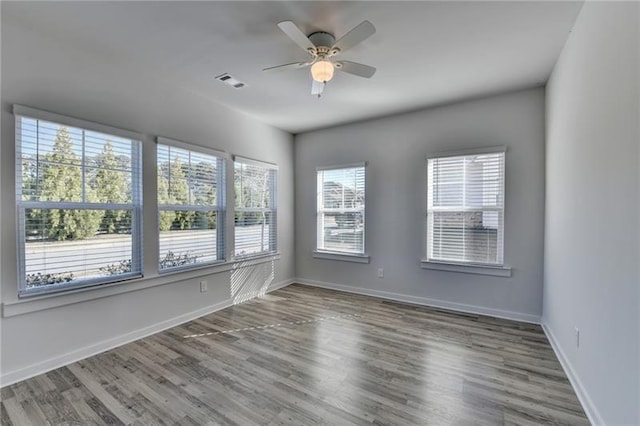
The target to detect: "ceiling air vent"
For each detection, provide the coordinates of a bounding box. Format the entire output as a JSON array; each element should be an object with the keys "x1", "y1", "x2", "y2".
[{"x1": 215, "y1": 73, "x2": 247, "y2": 89}]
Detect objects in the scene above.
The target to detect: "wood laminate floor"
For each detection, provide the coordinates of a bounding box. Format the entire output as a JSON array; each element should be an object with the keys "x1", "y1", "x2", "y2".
[{"x1": 1, "y1": 284, "x2": 589, "y2": 425}]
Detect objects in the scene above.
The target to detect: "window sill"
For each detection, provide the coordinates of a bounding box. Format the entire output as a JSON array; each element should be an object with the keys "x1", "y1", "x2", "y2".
[
  {"x1": 312, "y1": 250, "x2": 370, "y2": 264},
  {"x1": 158, "y1": 259, "x2": 231, "y2": 277},
  {"x1": 1, "y1": 253, "x2": 281, "y2": 318},
  {"x1": 420, "y1": 260, "x2": 512, "y2": 277},
  {"x1": 232, "y1": 252, "x2": 281, "y2": 268}
]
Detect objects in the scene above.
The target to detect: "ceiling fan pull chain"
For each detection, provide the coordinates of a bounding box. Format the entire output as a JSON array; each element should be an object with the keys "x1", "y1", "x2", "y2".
[{"x1": 318, "y1": 82, "x2": 327, "y2": 99}]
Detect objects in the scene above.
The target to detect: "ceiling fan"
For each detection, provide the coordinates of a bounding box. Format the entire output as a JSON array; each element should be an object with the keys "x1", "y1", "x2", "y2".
[{"x1": 264, "y1": 20, "x2": 377, "y2": 97}]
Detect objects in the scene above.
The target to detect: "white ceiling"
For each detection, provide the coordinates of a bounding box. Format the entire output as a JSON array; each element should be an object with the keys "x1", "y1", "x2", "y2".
[{"x1": 4, "y1": 1, "x2": 583, "y2": 134}]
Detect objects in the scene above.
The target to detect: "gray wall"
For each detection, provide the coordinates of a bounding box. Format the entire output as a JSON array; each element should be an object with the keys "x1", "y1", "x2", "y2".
[
  {"x1": 295, "y1": 88, "x2": 546, "y2": 322},
  {"x1": 544, "y1": 2, "x2": 639, "y2": 425},
  {"x1": 1, "y1": 10, "x2": 294, "y2": 382}
]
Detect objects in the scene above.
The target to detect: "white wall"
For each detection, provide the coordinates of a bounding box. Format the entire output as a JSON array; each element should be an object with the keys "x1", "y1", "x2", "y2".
[
  {"x1": 295, "y1": 88, "x2": 546, "y2": 322},
  {"x1": 0, "y1": 9, "x2": 295, "y2": 383},
  {"x1": 544, "y1": 2, "x2": 639, "y2": 425}
]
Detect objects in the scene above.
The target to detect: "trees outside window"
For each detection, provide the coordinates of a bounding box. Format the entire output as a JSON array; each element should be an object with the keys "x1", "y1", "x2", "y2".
[
  {"x1": 234, "y1": 158, "x2": 277, "y2": 258},
  {"x1": 16, "y1": 109, "x2": 142, "y2": 296},
  {"x1": 157, "y1": 141, "x2": 225, "y2": 271}
]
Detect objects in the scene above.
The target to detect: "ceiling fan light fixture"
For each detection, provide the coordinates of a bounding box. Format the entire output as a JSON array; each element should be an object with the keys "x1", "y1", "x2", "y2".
[{"x1": 311, "y1": 60, "x2": 334, "y2": 82}]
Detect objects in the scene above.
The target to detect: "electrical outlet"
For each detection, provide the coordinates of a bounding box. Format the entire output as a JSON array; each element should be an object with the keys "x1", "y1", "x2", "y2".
[
  {"x1": 377, "y1": 268, "x2": 384, "y2": 278},
  {"x1": 575, "y1": 327, "x2": 580, "y2": 348},
  {"x1": 200, "y1": 280, "x2": 208, "y2": 293}
]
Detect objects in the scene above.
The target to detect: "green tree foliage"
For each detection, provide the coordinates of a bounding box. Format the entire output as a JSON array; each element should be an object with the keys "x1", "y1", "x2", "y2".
[
  {"x1": 38, "y1": 126, "x2": 102, "y2": 240},
  {"x1": 235, "y1": 164, "x2": 270, "y2": 226},
  {"x1": 157, "y1": 157, "x2": 194, "y2": 231},
  {"x1": 192, "y1": 161, "x2": 217, "y2": 204},
  {"x1": 21, "y1": 160, "x2": 37, "y2": 201},
  {"x1": 157, "y1": 160, "x2": 174, "y2": 231},
  {"x1": 193, "y1": 161, "x2": 217, "y2": 230},
  {"x1": 157, "y1": 172, "x2": 174, "y2": 231},
  {"x1": 93, "y1": 140, "x2": 130, "y2": 233}
]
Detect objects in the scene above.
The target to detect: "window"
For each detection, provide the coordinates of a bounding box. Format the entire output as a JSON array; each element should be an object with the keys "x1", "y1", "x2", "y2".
[
  {"x1": 234, "y1": 157, "x2": 277, "y2": 258},
  {"x1": 316, "y1": 164, "x2": 366, "y2": 255},
  {"x1": 157, "y1": 138, "x2": 226, "y2": 272},
  {"x1": 15, "y1": 106, "x2": 143, "y2": 297},
  {"x1": 427, "y1": 148, "x2": 505, "y2": 266}
]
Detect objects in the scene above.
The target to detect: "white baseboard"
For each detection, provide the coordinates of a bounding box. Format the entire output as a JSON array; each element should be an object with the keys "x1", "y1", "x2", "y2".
[
  {"x1": 541, "y1": 323, "x2": 604, "y2": 426},
  {"x1": 295, "y1": 278, "x2": 541, "y2": 324},
  {"x1": 267, "y1": 278, "x2": 295, "y2": 292},
  {"x1": 1, "y1": 277, "x2": 295, "y2": 388}
]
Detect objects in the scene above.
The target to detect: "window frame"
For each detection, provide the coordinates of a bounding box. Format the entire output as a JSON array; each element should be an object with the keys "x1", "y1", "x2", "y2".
[
  {"x1": 315, "y1": 163, "x2": 367, "y2": 260},
  {"x1": 14, "y1": 105, "x2": 144, "y2": 298},
  {"x1": 156, "y1": 137, "x2": 228, "y2": 273},
  {"x1": 233, "y1": 156, "x2": 278, "y2": 259},
  {"x1": 424, "y1": 146, "x2": 507, "y2": 270}
]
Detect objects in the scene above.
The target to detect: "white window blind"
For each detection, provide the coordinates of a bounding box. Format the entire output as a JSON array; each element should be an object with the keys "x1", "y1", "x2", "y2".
[
  {"x1": 157, "y1": 140, "x2": 226, "y2": 271},
  {"x1": 15, "y1": 107, "x2": 143, "y2": 297},
  {"x1": 234, "y1": 157, "x2": 277, "y2": 258},
  {"x1": 317, "y1": 165, "x2": 366, "y2": 254},
  {"x1": 427, "y1": 149, "x2": 505, "y2": 265}
]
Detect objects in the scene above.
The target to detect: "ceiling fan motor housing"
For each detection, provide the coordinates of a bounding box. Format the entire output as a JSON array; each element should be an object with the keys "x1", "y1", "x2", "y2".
[{"x1": 308, "y1": 31, "x2": 336, "y2": 51}]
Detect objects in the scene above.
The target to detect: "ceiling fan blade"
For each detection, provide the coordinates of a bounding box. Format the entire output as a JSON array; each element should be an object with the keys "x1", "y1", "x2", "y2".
[
  {"x1": 277, "y1": 21, "x2": 316, "y2": 54},
  {"x1": 311, "y1": 79, "x2": 325, "y2": 96},
  {"x1": 263, "y1": 61, "x2": 312, "y2": 72},
  {"x1": 331, "y1": 21, "x2": 376, "y2": 54},
  {"x1": 336, "y1": 60, "x2": 376, "y2": 78}
]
